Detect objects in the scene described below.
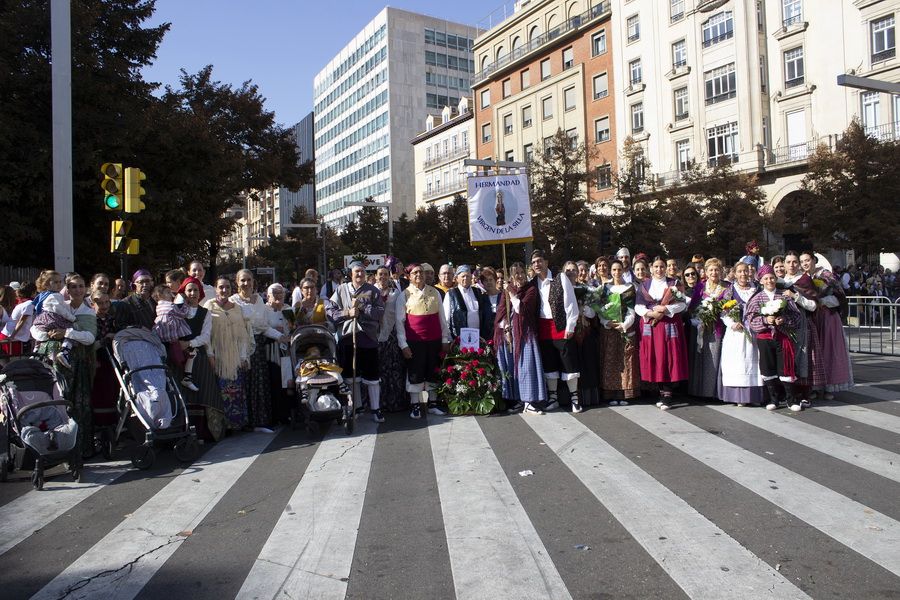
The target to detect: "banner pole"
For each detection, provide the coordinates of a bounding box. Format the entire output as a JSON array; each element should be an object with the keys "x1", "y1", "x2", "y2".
[{"x1": 502, "y1": 242, "x2": 513, "y2": 352}]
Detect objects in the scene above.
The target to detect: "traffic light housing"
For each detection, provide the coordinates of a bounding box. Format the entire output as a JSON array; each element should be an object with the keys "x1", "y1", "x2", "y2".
[
  {"x1": 100, "y1": 163, "x2": 123, "y2": 211},
  {"x1": 124, "y1": 167, "x2": 146, "y2": 213},
  {"x1": 110, "y1": 220, "x2": 139, "y2": 254}
]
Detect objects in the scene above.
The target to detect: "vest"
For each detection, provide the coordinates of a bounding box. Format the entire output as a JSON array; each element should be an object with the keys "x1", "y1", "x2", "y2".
[
  {"x1": 548, "y1": 276, "x2": 566, "y2": 333},
  {"x1": 181, "y1": 306, "x2": 208, "y2": 342},
  {"x1": 448, "y1": 286, "x2": 494, "y2": 340}
]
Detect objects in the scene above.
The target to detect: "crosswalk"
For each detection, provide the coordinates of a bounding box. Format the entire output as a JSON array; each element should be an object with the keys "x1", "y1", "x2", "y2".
[{"x1": 1, "y1": 389, "x2": 899, "y2": 600}]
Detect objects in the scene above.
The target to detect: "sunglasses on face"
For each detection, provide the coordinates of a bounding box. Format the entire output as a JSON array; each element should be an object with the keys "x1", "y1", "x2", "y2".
[{"x1": 684, "y1": 272, "x2": 697, "y2": 278}]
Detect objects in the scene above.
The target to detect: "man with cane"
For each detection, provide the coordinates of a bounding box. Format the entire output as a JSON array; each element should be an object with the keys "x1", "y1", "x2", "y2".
[{"x1": 327, "y1": 262, "x2": 386, "y2": 423}]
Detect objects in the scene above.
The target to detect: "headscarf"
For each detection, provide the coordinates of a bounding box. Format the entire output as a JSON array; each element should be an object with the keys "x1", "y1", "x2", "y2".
[
  {"x1": 756, "y1": 264, "x2": 775, "y2": 280},
  {"x1": 454, "y1": 264, "x2": 471, "y2": 277},
  {"x1": 131, "y1": 269, "x2": 151, "y2": 288},
  {"x1": 176, "y1": 276, "x2": 206, "y2": 302},
  {"x1": 406, "y1": 263, "x2": 421, "y2": 275}
]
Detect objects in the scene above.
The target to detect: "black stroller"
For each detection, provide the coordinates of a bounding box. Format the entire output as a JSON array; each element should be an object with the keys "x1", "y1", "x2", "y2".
[
  {"x1": 109, "y1": 328, "x2": 199, "y2": 469},
  {"x1": 290, "y1": 324, "x2": 355, "y2": 434},
  {"x1": 0, "y1": 359, "x2": 81, "y2": 489}
]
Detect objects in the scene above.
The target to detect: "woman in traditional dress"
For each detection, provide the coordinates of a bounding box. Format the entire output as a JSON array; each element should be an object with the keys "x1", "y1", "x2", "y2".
[
  {"x1": 208, "y1": 277, "x2": 253, "y2": 431},
  {"x1": 564, "y1": 261, "x2": 601, "y2": 408},
  {"x1": 479, "y1": 267, "x2": 502, "y2": 315},
  {"x1": 801, "y1": 251, "x2": 853, "y2": 397},
  {"x1": 717, "y1": 262, "x2": 764, "y2": 406},
  {"x1": 375, "y1": 266, "x2": 407, "y2": 412},
  {"x1": 293, "y1": 277, "x2": 328, "y2": 326},
  {"x1": 635, "y1": 257, "x2": 689, "y2": 410},
  {"x1": 593, "y1": 257, "x2": 611, "y2": 286},
  {"x1": 494, "y1": 262, "x2": 546, "y2": 414},
  {"x1": 599, "y1": 260, "x2": 639, "y2": 405},
  {"x1": 632, "y1": 259, "x2": 650, "y2": 284},
  {"x1": 746, "y1": 265, "x2": 803, "y2": 411},
  {"x1": 265, "y1": 283, "x2": 293, "y2": 425},
  {"x1": 687, "y1": 258, "x2": 731, "y2": 400},
  {"x1": 781, "y1": 251, "x2": 826, "y2": 406},
  {"x1": 770, "y1": 256, "x2": 786, "y2": 279},
  {"x1": 230, "y1": 269, "x2": 288, "y2": 431},
  {"x1": 32, "y1": 273, "x2": 97, "y2": 456}
]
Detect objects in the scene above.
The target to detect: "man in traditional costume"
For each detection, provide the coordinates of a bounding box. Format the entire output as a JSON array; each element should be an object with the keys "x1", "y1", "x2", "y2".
[{"x1": 442, "y1": 265, "x2": 494, "y2": 341}]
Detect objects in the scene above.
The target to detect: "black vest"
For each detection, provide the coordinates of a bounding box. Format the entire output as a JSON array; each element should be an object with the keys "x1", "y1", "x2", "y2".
[
  {"x1": 181, "y1": 306, "x2": 208, "y2": 341},
  {"x1": 448, "y1": 287, "x2": 494, "y2": 340}
]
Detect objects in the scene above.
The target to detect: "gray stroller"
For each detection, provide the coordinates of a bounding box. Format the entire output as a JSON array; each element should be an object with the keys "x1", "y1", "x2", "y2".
[
  {"x1": 290, "y1": 323, "x2": 355, "y2": 435},
  {"x1": 109, "y1": 328, "x2": 199, "y2": 469},
  {"x1": 0, "y1": 359, "x2": 81, "y2": 489}
]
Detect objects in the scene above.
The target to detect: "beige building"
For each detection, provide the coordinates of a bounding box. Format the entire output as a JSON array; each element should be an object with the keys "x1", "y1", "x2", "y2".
[
  {"x1": 472, "y1": 0, "x2": 618, "y2": 202},
  {"x1": 609, "y1": 0, "x2": 899, "y2": 244},
  {"x1": 412, "y1": 97, "x2": 475, "y2": 210}
]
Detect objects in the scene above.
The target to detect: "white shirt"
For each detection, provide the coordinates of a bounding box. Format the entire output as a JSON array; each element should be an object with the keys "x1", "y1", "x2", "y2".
[
  {"x1": 536, "y1": 271, "x2": 579, "y2": 333},
  {"x1": 443, "y1": 285, "x2": 480, "y2": 330},
  {"x1": 394, "y1": 285, "x2": 451, "y2": 349},
  {"x1": 30, "y1": 300, "x2": 96, "y2": 345},
  {"x1": 229, "y1": 294, "x2": 282, "y2": 339},
  {"x1": 3, "y1": 301, "x2": 33, "y2": 341},
  {"x1": 782, "y1": 273, "x2": 817, "y2": 312},
  {"x1": 184, "y1": 305, "x2": 213, "y2": 348}
]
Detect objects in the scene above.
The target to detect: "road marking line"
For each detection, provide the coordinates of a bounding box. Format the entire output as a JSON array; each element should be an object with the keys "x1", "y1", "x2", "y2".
[
  {"x1": 236, "y1": 420, "x2": 378, "y2": 600},
  {"x1": 616, "y1": 405, "x2": 900, "y2": 577},
  {"x1": 840, "y1": 385, "x2": 900, "y2": 403},
  {"x1": 708, "y1": 405, "x2": 900, "y2": 483},
  {"x1": 0, "y1": 460, "x2": 130, "y2": 556},
  {"x1": 523, "y1": 412, "x2": 807, "y2": 600},
  {"x1": 812, "y1": 403, "x2": 900, "y2": 435},
  {"x1": 31, "y1": 432, "x2": 277, "y2": 600},
  {"x1": 431, "y1": 416, "x2": 571, "y2": 600}
]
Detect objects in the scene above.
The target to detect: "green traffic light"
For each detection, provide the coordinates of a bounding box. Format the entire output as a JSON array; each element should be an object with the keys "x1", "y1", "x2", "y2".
[{"x1": 105, "y1": 193, "x2": 121, "y2": 210}]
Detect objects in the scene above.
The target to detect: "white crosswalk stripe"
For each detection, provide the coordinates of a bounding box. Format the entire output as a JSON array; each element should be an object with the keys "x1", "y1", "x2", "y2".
[{"x1": 1, "y1": 401, "x2": 899, "y2": 600}]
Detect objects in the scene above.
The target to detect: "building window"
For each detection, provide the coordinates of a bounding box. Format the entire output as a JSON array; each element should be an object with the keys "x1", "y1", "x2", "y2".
[
  {"x1": 671, "y1": 0, "x2": 685, "y2": 22},
  {"x1": 757, "y1": 1, "x2": 765, "y2": 32},
  {"x1": 503, "y1": 113, "x2": 513, "y2": 135},
  {"x1": 782, "y1": 0, "x2": 802, "y2": 27},
  {"x1": 592, "y1": 30, "x2": 607, "y2": 56},
  {"x1": 592, "y1": 72, "x2": 608, "y2": 99},
  {"x1": 542, "y1": 96, "x2": 554, "y2": 120},
  {"x1": 861, "y1": 91, "x2": 880, "y2": 135},
  {"x1": 541, "y1": 58, "x2": 551, "y2": 80},
  {"x1": 629, "y1": 59, "x2": 642, "y2": 85},
  {"x1": 627, "y1": 15, "x2": 640, "y2": 42},
  {"x1": 672, "y1": 40, "x2": 687, "y2": 68},
  {"x1": 524, "y1": 143, "x2": 534, "y2": 162},
  {"x1": 425, "y1": 147, "x2": 431, "y2": 161},
  {"x1": 760, "y1": 55, "x2": 768, "y2": 92},
  {"x1": 543, "y1": 136, "x2": 554, "y2": 157},
  {"x1": 704, "y1": 63, "x2": 737, "y2": 104},
  {"x1": 565, "y1": 128, "x2": 578, "y2": 149},
  {"x1": 702, "y1": 11, "x2": 734, "y2": 47},
  {"x1": 505, "y1": 150, "x2": 515, "y2": 161},
  {"x1": 522, "y1": 105, "x2": 533, "y2": 128},
  {"x1": 462, "y1": 131, "x2": 468, "y2": 147},
  {"x1": 676, "y1": 139, "x2": 691, "y2": 172},
  {"x1": 631, "y1": 102, "x2": 644, "y2": 133},
  {"x1": 563, "y1": 47, "x2": 574, "y2": 69},
  {"x1": 594, "y1": 116, "x2": 610, "y2": 142},
  {"x1": 596, "y1": 164, "x2": 612, "y2": 189},
  {"x1": 674, "y1": 87, "x2": 689, "y2": 120},
  {"x1": 502, "y1": 79, "x2": 511, "y2": 98},
  {"x1": 707, "y1": 122, "x2": 738, "y2": 166},
  {"x1": 482, "y1": 122, "x2": 491, "y2": 143},
  {"x1": 564, "y1": 87, "x2": 577, "y2": 111},
  {"x1": 480, "y1": 88, "x2": 490, "y2": 109},
  {"x1": 872, "y1": 15, "x2": 896, "y2": 63},
  {"x1": 784, "y1": 47, "x2": 804, "y2": 88}
]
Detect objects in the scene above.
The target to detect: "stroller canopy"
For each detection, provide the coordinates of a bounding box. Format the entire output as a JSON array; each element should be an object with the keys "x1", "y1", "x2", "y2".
[{"x1": 113, "y1": 327, "x2": 167, "y2": 364}]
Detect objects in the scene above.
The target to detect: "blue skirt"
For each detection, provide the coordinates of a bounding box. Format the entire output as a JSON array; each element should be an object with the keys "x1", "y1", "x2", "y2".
[{"x1": 497, "y1": 332, "x2": 547, "y2": 403}]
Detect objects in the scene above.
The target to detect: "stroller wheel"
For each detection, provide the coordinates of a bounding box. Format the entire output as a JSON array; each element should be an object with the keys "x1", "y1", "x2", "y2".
[
  {"x1": 130, "y1": 445, "x2": 155, "y2": 470},
  {"x1": 31, "y1": 471, "x2": 44, "y2": 490},
  {"x1": 100, "y1": 428, "x2": 115, "y2": 460},
  {"x1": 174, "y1": 437, "x2": 199, "y2": 463}
]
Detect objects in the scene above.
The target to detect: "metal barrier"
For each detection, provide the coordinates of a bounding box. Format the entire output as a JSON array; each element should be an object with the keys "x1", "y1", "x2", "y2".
[{"x1": 844, "y1": 296, "x2": 900, "y2": 356}]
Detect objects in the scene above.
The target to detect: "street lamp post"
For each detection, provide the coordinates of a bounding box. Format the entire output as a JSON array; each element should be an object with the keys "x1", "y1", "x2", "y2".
[{"x1": 345, "y1": 200, "x2": 393, "y2": 252}]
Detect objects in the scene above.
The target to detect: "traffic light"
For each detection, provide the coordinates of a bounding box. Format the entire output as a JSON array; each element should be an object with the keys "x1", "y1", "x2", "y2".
[
  {"x1": 124, "y1": 167, "x2": 146, "y2": 213},
  {"x1": 110, "y1": 220, "x2": 139, "y2": 254},
  {"x1": 100, "y1": 163, "x2": 123, "y2": 211}
]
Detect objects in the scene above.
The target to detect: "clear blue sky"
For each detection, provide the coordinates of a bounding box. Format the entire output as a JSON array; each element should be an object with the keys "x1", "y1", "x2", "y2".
[{"x1": 142, "y1": 0, "x2": 505, "y2": 127}]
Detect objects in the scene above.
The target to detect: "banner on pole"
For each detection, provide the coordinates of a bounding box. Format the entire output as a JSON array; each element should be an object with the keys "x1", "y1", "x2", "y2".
[{"x1": 467, "y1": 173, "x2": 533, "y2": 246}]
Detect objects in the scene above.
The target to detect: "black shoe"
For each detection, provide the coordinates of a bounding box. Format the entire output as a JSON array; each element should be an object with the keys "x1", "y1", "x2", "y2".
[
  {"x1": 507, "y1": 401, "x2": 524, "y2": 413},
  {"x1": 372, "y1": 409, "x2": 385, "y2": 423}
]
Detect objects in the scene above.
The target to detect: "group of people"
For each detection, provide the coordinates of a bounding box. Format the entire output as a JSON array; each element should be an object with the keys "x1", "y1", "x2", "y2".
[{"x1": 0, "y1": 243, "x2": 856, "y2": 453}]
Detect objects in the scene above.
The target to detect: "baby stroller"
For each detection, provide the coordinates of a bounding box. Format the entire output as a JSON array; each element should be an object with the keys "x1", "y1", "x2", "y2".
[
  {"x1": 0, "y1": 359, "x2": 81, "y2": 489},
  {"x1": 109, "y1": 328, "x2": 199, "y2": 469},
  {"x1": 290, "y1": 324, "x2": 355, "y2": 435}
]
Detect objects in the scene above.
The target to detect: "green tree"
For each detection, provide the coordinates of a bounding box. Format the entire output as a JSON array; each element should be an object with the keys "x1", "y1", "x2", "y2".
[
  {"x1": 529, "y1": 129, "x2": 600, "y2": 265},
  {"x1": 610, "y1": 137, "x2": 666, "y2": 258},
  {"x1": 340, "y1": 205, "x2": 388, "y2": 254},
  {"x1": 798, "y1": 120, "x2": 900, "y2": 257}
]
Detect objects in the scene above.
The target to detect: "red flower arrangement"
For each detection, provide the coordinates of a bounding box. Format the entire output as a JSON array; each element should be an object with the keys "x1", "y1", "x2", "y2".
[{"x1": 437, "y1": 337, "x2": 500, "y2": 415}]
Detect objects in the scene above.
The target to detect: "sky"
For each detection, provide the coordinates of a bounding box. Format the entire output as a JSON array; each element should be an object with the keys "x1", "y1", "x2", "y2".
[{"x1": 142, "y1": 0, "x2": 509, "y2": 127}]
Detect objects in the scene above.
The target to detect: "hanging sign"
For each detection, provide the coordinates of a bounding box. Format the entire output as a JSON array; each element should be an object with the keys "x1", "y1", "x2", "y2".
[{"x1": 466, "y1": 173, "x2": 533, "y2": 246}]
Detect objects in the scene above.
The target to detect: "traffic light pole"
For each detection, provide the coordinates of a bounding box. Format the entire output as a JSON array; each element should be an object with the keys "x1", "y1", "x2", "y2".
[{"x1": 51, "y1": 0, "x2": 74, "y2": 273}]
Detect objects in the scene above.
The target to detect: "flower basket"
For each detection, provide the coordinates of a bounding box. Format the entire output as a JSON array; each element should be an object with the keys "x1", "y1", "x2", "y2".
[{"x1": 437, "y1": 337, "x2": 501, "y2": 415}]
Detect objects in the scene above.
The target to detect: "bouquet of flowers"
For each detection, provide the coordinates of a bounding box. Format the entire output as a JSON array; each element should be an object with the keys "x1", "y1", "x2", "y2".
[
  {"x1": 582, "y1": 285, "x2": 606, "y2": 315},
  {"x1": 722, "y1": 299, "x2": 751, "y2": 341},
  {"x1": 759, "y1": 298, "x2": 797, "y2": 342},
  {"x1": 696, "y1": 296, "x2": 724, "y2": 331},
  {"x1": 666, "y1": 286, "x2": 685, "y2": 303},
  {"x1": 437, "y1": 338, "x2": 501, "y2": 415}
]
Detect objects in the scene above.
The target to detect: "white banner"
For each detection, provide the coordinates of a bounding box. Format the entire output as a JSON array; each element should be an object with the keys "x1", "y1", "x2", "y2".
[{"x1": 466, "y1": 174, "x2": 533, "y2": 246}]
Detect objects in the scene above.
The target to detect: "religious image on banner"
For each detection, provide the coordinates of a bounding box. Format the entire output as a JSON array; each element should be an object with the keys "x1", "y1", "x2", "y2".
[{"x1": 467, "y1": 174, "x2": 533, "y2": 246}]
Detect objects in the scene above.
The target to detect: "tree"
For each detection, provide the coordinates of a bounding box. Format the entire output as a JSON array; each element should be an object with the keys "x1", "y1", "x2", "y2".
[
  {"x1": 529, "y1": 129, "x2": 601, "y2": 265},
  {"x1": 609, "y1": 137, "x2": 666, "y2": 258},
  {"x1": 340, "y1": 205, "x2": 387, "y2": 253},
  {"x1": 798, "y1": 120, "x2": 900, "y2": 257}
]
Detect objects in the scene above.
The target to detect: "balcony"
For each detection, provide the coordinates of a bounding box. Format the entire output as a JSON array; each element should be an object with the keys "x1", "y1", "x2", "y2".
[
  {"x1": 702, "y1": 30, "x2": 733, "y2": 48},
  {"x1": 472, "y1": 1, "x2": 610, "y2": 85},
  {"x1": 423, "y1": 177, "x2": 467, "y2": 201},
  {"x1": 785, "y1": 76, "x2": 805, "y2": 89},
  {"x1": 872, "y1": 47, "x2": 896, "y2": 63},
  {"x1": 783, "y1": 14, "x2": 803, "y2": 27},
  {"x1": 705, "y1": 90, "x2": 736, "y2": 105}
]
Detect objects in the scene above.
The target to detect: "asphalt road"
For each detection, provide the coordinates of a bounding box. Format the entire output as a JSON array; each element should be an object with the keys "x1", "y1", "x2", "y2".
[{"x1": 1, "y1": 355, "x2": 898, "y2": 600}]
